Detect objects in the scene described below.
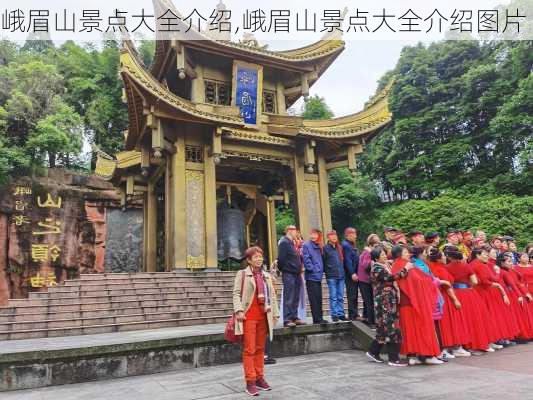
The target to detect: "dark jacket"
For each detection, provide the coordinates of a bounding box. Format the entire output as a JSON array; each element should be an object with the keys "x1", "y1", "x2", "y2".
[
  {"x1": 302, "y1": 240, "x2": 324, "y2": 282},
  {"x1": 342, "y1": 240, "x2": 359, "y2": 278},
  {"x1": 277, "y1": 236, "x2": 301, "y2": 274},
  {"x1": 323, "y1": 243, "x2": 345, "y2": 280}
]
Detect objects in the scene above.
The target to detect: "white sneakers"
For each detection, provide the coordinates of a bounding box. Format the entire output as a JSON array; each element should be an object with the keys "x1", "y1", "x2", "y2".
[
  {"x1": 453, "y1": 347, "x2": 472, "y2": 357},
  {"x1": 408, "y1": 357, "x2": 423, "y2": 366},
  {"x1": 424, "y1": 356, "x2": 445, "y2": 365},
  {"x1": 484, "y1": 347, "x2": 496, "y2": 352},
  {"x1": 490, "y1": 343, "x2": 504, "y2": 350},
  {"x1": 440, "y1": 349, "x2": 456, "y2": 360}
]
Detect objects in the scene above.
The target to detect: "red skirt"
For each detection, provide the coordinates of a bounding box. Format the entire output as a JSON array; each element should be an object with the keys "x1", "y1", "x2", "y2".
[
  {"x1": 507, "y1": 291, "x2": 533, "y2": 339},
  {"x1": 453, "y1": 288, "x2": 490, "y2": 350},
  {"x1": 475, "y1": 286, "x2": 514, "y2": 341},
  {"x1": 398, "y1": 304, "x2": 441, "y2": 357},
  {"x1": 438, "y1": 290, "x2": 470, "y2": 347}
]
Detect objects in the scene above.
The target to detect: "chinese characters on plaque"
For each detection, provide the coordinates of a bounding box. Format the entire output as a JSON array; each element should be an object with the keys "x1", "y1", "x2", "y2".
[
  {"x1": 235, "y1": 66, "x2": 259, "y2": 125},
  {"x1": 11, "y1": 185, "x2": 62, "y2": 288}
]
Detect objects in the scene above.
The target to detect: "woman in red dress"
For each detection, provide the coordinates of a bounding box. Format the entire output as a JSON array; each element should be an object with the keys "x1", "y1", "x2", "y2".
[
  {"x1": 391, "y1": 245, "x2": 442, "y2": 365},
  {"x1": 496, "y1": 252, "x2": 533, "y2": 340},
  {"x1": 516, "y1": 252, "x2": 533, "y2": 288},
  {"x1": 444, "y1": 246, "x2": 492, "y2": 353},
  {"x1": 468, "y1": 247, "x2": 514, "y2": 346},
  {"x1": 508, "y1": 254, "x2": 533, "y2": 335},
  {"x1": 427, "y1": 247, "x2": 471, "y2": 358}
]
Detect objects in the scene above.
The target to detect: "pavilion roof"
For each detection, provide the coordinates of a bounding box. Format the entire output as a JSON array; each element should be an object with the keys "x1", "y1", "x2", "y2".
[{"x1": 120, "y1": 39, "x2": 393, "y2": 147}]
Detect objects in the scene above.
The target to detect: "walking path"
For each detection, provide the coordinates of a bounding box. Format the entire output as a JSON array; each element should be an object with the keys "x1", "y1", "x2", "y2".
[{"x1": 3, "y1": 343, "x2": 532, "y2": 400}]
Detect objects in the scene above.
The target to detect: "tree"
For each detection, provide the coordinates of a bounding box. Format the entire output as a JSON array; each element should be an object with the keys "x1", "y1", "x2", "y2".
[
  {"x1": 26, "y1": 100, "x2": 84, "y2": 168},
  {"x1": 360, "y1": 39, "x2": 532, "y2": 198},
  {"x1": 301, "y1": 95, "x2": 334, "y2": 120}
]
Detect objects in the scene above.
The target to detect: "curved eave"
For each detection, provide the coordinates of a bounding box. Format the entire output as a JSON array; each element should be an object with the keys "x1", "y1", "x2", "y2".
[
  {"x1": 150, "y1": 0, "x2": 345, "y2": 78},
  {"x1": 298, "y1": 80, "x2": 394, "y2": 139},
  {"x1": 94, "y1": 151, "x2": 142, "y2": 181},
  {"x1": 121, "y1": 44, "x2": 244, "y2": 131}
]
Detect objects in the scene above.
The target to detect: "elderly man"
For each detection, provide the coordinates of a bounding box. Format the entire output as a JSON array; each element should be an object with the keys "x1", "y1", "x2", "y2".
[
  {"x1": 277, "y1": 225, "x2": 305, "y2": 327},
  {"x1": 342, "y1": 227, "x2": 360, "y2": 321}
]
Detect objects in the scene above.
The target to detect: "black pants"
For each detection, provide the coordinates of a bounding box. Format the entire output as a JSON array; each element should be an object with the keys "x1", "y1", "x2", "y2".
[
  {"x1": 282, "y1": 272, "x2": 301, "y2": 323},
  {"x1": 369, "y1": 339, "x2": 400, "y2": 362},
  {"x1": 359, "y1": 281, "x2": 375, "y2": 324},
  {"x1": 306, "y1": 280, "x2": 323, "y2": 323},
  {"x1": 345, "y1": 278, "x2": 359, "y2": 319}
]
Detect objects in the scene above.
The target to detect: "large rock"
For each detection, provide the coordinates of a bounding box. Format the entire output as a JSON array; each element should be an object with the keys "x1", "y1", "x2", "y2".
[{"x1": 0, "y1": 170, "x2": 141, "y2": 305}]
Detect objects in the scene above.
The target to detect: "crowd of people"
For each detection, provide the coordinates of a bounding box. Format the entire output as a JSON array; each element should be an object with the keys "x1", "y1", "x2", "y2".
[{"x1": 232, "y1": 225, "x2": 533, "y2": 395}]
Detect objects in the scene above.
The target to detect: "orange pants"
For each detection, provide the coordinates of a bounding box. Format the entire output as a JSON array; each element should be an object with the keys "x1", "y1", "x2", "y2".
[{"x1": 242, "y1": 317, "x2": 268, "y2": 383}]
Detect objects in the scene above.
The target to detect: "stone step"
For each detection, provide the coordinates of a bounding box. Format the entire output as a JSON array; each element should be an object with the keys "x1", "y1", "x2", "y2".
[
  {"x1": 0, "y1": 298, "x2": 236, "y2": 314},
  {"x1": 36, "y1": 286, "x2": 234, "y2": 299},
  {"x1": 28, "y1": 288, "x2": 234, "y2": 300},
  {"x1": 61, "y1": 279, "x2": 236, "y2": 289},
  {"x1": 78, "y1": 272, "x2": 238, "y2": 280},
  {"x1": 7, "y1": 293, "x2": 235, "y2": 308},
  {"x1": 0, "y1": 308, "x2": 233, "y2": 331},
  {"x1": 0, "y1": 301, "x2": 236, "y2": 321},
  {"x1": 0, "y1": 315, "x2": 232, "y2": 340},
  {"x1": 50, "y1": 282, "x2": 236, "y2": 293}
]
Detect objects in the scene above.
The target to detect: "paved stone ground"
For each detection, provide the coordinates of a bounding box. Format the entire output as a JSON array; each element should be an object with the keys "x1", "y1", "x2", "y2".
[{"x1": 2, "y1": 343, "x2": 532, "y2": 400}]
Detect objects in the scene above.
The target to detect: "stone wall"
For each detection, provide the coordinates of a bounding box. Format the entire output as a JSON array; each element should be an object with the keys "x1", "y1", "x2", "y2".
[
  {"x1": 0, "y1": 169, "x2": 143, "y2": 305},
  {"x1": 0, "y1": 322, "x2": 362, "y2": 391}
]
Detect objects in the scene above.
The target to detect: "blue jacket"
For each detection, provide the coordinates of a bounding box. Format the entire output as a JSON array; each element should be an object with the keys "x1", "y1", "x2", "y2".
[
  {"x1": 277, "y1": 236, "x2": 301, "y2": 274},
  {"x1": 342, "y1": 240, "x2": 359, "y2": 278},
  {"x1": 302, "y1": 240, "x2": 324, "y2": 282},
  {"x1": 323, "y1": 243, "x2": 345, "y2": 280}
]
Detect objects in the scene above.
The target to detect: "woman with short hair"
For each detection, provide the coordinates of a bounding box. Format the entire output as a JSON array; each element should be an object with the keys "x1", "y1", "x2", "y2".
[
  {"x1": 391, "y1": 245, "x2": 442, "y2": 365},
  {"x1": 366, "y1": 246, "x2": 411, "y2": 366},
  {"x1": 358, "y1": 234, "x2": 381, "y2": 326},
  {"x1": 233, "y1": 246, "x2": 280, "y2": 396},
  {"x1": 444, "y1": 246, "x2": 493, "y2": 353}
]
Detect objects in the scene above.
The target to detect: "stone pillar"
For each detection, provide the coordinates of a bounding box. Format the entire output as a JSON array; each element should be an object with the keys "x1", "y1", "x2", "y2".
[
  {"x1": 317, "y1": 151, "x2": 332, "y2": 233},
  {"x1": 170, "y1": 136, "x2": 187, "y2": 269},
  {"x1": 266, "y1": 197, "x2": 278, "y2": 263},
  {"x1": 185, "y1": 166, "x2": 206, "y2": 269},
  {"x1": 293, "y1": 150, "x2": 332, "y2": 239}
]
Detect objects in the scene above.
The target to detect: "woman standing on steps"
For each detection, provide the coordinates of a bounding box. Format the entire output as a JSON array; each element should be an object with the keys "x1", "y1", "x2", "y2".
[
  {"x1": 366, "y1": 246, "x2": 412, "y2": 367},
  {"x1": 233, "y1": 246, "x2": 280, "y2": 397}
]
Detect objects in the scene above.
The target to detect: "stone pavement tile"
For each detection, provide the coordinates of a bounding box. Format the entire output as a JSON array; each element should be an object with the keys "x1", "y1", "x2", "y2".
[
  {"x1": 0, "y1": 391, "x2": 43, "y2": 400},
  {"x1": 37, "y1": 376, "x2": 167, "y2": 400},
  {"x1": 137, "y1": 382, "x2": 236, "y2": 400},
  {"x1": 422, "y1": 384, "x2": 532, "y2": 400},
  {"x1": 211, "y1": 384, "x2": 325, "y2": 400}
]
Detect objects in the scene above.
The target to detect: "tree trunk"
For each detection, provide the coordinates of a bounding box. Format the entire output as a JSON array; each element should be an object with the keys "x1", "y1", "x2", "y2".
[{"x1": 49, "y1": 152, "x2": 56, "y2": 168}]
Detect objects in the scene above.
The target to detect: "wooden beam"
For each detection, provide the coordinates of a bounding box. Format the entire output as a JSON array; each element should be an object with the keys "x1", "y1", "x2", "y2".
[
  {"x1": 293, "y1": 154, "x2": 309, "y2": 239},
  {"x1": 204, "y1": 146, "x2": 218, "y2": 269},
  {"x1": 145, "y1": 181, "x2": 157, "y2": 272},
  {"x1": 325, "y1": 160, "x2": 349, "y2": 170},
  {"x1": 317, "y1": 152, "x2": 332, "y2": 232}
]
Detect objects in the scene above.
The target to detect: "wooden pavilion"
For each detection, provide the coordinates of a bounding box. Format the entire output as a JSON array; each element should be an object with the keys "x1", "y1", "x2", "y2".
[{"x1": 95, "y1": 0, "x2": 393, "y2": 271}]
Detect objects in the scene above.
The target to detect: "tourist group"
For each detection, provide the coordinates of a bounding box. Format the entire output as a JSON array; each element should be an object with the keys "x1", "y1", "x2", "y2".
[{"x1": 231, "y1": 226, "x2": 533, "y2": 396}]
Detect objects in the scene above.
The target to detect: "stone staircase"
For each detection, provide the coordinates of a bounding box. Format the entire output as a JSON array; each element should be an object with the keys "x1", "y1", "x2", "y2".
[{"x1": 0, "y1": 272, "x2": 353, "y2": 340}]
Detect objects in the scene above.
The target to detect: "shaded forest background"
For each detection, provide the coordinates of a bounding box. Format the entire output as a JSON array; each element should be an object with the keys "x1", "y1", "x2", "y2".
[{"x1": 0, "y1": 38, "x2": 531, "y2": 246}]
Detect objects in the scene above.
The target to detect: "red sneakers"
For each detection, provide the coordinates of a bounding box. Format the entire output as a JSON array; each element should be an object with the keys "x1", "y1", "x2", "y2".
[
  {"x1": 246, "y1": 382, "x2": 259, "y2": 396},
  {"x1": 256, "y1": 378, "x2": 271, "y2": 391}
]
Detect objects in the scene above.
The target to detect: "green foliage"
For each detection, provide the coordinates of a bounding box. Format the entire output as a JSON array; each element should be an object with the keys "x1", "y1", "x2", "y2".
[
  {"x1": 137, "y1": 41, "x2": 156, "y2": 67},
  {"x1": 26, "y1": 100, "x2": 83, "y2": 168},
  {"x1": 328, "y1": 169, "x2": 381, "y2": 240},
  {"x1": 301, "y1": 95, "x2": 334, "y2": 120},
  {"x1": 368, "y1": 192, "x2": 532, "y2": 248},
  {"x1": 0, "y1": 39, "x2": 128, "y2": 186},
  {"x1": 360, "y1": 40, "x2": 533, "y2": 198},
  {"x1": 275, "y1": 207, "x2": 295, "y2": 239}
]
